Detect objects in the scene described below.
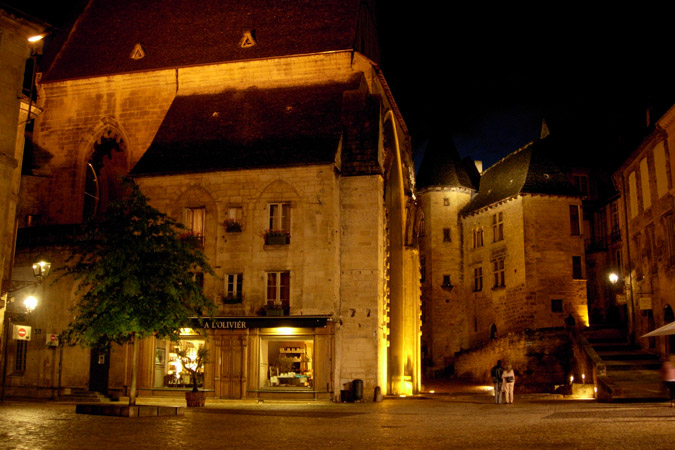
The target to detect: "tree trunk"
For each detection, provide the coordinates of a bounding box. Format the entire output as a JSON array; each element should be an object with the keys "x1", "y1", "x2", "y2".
[{"x1": 129, "y1": 334, "x2": 139, "y2": 406}]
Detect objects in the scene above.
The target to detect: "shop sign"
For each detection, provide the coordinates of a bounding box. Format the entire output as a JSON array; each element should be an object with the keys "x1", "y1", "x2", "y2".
[
  {"x1": 13, "y1": 325, "x2": 31, "y2": 341},
  {"x1": 639, "y1": 295, "x2": 652, "y2": 310},
  {"x1": 193, "y1": 316, "x2": 330, "y2": 329},
  {"x1": 203, "y1": 319, "x2": 248, "y2": 330}
]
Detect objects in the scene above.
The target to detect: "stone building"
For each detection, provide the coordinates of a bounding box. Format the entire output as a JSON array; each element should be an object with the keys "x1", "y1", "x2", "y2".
[
  {"x1": 0, "y1": 4, "x2": 48, "y2": 394},
  {"x1": 418, "y1": 135, "x2": 589, "y2": 372},
  {"x1": 612, "y1": 103, "x2": 675, "y2": 356},
  {"x1": 7, "y1": 0, "x2": 421, "y2": 401}
]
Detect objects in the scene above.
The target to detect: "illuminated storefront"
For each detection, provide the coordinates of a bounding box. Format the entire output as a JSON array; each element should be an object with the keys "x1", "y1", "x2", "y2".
[{"x1": 166, "y1": 316, "x2": 334, "y2": 400}]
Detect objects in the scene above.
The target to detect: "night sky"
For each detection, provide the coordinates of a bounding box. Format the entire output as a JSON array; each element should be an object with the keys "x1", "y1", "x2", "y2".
[
  {"x1": 376, "y1": 4, "x2": 675, "y2": 170},
  {"x1": 9, "y1": 1, "x2": 675, "y2": 171}
]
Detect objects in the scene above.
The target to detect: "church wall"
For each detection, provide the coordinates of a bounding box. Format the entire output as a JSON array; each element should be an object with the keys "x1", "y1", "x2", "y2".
[{"x1": 338, "y1": 174, "x2": 385, "y2": 397}]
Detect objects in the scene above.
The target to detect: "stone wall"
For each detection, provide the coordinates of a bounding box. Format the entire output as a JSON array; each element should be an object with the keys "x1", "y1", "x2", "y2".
[{"x1": 454, "y1": 328, "x2": 576, "y2": 393}]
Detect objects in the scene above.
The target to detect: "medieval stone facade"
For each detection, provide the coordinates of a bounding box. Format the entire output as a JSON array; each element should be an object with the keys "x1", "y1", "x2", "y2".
[
  {"x1": 612, "y1": 103, "x2": 675, "y2": 357},
  {"x1": 5, "y1": 0, "x2": 421, "y2": 401},
  {"x1": 419, "y1": 136, "x2": 588, "y2": 372}
]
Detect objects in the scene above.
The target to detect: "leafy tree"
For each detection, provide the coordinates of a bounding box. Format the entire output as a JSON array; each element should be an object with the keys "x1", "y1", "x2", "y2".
[{"x1": 61, "y1": 179, "x2": 214, "y2": 405}]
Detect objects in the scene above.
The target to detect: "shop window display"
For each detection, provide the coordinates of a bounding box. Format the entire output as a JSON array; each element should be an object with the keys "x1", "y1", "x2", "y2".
[
  {"x1": 154, "y1": 334, "x2": 206, "y2": 389},
  {"x1": 260, "y1": 336, "x2": 313, "y2": 389}
]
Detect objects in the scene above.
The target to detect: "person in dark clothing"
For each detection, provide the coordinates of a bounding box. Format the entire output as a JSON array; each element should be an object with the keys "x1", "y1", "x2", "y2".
[{"x1": 490, "y1": 360, "x2": 504, "y2": 404}]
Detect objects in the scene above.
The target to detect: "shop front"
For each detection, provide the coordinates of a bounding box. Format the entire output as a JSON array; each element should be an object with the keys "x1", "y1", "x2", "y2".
[{"x1": 151, "y1": 316, "x2": 335, "y2": 400}]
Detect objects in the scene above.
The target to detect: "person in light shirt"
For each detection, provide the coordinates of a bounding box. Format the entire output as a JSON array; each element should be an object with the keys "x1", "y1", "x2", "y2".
[
  {"x1": 662, "y1": 354, "x2": 675, "y2": 407},
  {"x1": 501, "y1": 364, "x2": 516, "y2": 404}
]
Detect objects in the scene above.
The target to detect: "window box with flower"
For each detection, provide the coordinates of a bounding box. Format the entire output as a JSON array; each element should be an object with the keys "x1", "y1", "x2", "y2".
[
  {"x1": 224, "y1": 218, "x2": 242, "y2": 233},
  {"x1": 264, "y1": 229, "x2": 290, "y2": 245}
]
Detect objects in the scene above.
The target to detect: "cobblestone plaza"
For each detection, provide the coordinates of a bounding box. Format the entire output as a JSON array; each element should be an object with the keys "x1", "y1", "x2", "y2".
[{"x1": 2, "y1": 390, "x2": 675, "y2": 450}]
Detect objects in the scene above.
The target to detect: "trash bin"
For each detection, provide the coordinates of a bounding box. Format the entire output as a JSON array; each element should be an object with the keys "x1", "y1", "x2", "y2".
[{"x1": 352, "y1": 379, "x2": 363, "y2": 401}]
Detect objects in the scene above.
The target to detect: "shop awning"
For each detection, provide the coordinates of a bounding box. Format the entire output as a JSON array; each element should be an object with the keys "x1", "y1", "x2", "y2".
[{"x1": 190, "y1": 316, "x2": 332, "y2": 330}]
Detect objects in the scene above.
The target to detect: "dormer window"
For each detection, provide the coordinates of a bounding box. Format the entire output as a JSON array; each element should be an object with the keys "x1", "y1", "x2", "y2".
[
  {"x1": 130, "y1": 42, "x2": 146, "y2": 60},
  {"x1": 240, "y1": 30, "x2": 256, "y2": 48}
]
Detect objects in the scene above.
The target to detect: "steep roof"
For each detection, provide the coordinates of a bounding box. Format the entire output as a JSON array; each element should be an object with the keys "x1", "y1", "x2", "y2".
[
  {"x1": 43, "y1": 0, "x2": 370, "y2": 82},
  {"x1": 461, "y1": 137, "x2": 580, "y2": 214},
  {"x1": 130, "y1": 75, "x2": 363, "y2": 176},
  {"x1": 416, "y1": 138, "x2": 477, "y2": 190}
]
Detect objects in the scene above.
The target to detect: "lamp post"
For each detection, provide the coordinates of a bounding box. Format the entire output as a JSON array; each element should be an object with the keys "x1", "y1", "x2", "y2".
[{"x1": 1, "y1": 258, "x2": 49, "y2": 402}]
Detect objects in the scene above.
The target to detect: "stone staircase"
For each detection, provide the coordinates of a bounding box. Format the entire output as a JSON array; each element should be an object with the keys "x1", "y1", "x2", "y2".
[
  {"x1": 584, "y1": 327, "x2": 667, "y2": 402},
  {"x1": 56, "y1": 388, "x2": 112, "y2": 403}
]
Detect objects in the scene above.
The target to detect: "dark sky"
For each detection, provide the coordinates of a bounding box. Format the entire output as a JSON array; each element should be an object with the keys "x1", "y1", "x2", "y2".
[{"x1": 376, "y1": 4, "x2": 675, "y2": 169}]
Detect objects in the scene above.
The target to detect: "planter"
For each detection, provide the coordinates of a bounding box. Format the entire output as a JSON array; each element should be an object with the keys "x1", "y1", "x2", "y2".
[
  {"x1": 266, "y1": 235, "x2": 289, "y2": 245},
  {"x1": 265, "y1": 307, "x2": 284, "y2": 316},
  {"x1": 185, "y1": 390, "x2": 206, "y2": 407}
]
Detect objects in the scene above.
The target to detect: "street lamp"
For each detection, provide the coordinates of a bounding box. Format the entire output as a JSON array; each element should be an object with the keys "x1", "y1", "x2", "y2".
[
  {"x1": 31, "y1": 260, "x2": 51, "y2": 282},
  {"x1": 1, "y1": 258, "x2": 50, "y2": 402},
  {"x1": 24, "y1": 296, "x2": 38, "y2": 313},
  {"x1": 608, "y1": 272, "x2": 619, "y2": 284}
]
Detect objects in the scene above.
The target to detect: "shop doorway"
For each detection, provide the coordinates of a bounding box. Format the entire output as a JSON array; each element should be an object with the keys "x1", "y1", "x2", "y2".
[
  {"x1": 88, "y1": 348, "x2": 110, "y2": 394},
  {"x1": 220, "y1": 335, "x2": 244, "y2": 399}
]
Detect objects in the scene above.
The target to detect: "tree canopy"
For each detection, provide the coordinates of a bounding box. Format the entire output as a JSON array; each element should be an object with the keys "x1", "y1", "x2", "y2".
[{"x1": 61, "y1": 179, "x2": 214, "y2": 349}]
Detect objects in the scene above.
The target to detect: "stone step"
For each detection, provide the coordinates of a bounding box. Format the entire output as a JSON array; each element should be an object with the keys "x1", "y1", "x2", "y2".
[{"x1": 56, "y1": 390, "x2": 110, "y2": 403}]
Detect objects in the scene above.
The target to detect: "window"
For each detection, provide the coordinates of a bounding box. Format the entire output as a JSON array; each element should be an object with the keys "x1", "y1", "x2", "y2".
[
  {"x1": 193, "y1": 272, "x2": 204, "y2": 289},
  {"x1": 155, "y1": 333, "x2": 206, "y2": 389},
  {"x1": 420, "y1": 256, "x2": 426, "y2": 282},
  {"x1": 443, "y1": 198, "x2": 449, "y2": 206},
  {"x1": 184, "y1": 207, "x2": 206, "y2": 246},
  {"x1": 655, "y1": 143, "x2": 669, "y2": 198},
  {"x1": 663, "y1": 212, "x2": 675, "y2": 266},
  {"x1": 225, "y1": 207, "x2": 243, "y2": 232},
  {"x1": 441, "y1": 275, "x2": 452, "y2": 288},
  {"x1": 610, "y1": 201, "x2": 620, "y2": 241},
  {"x1": 267, "y1": 203, "x2": 290, "y2": 244},
  {"x1": 473, "y1": 267, "x2": 483, "y2": 292},
  {"x1": 646, "y1": 223, "x2": 656, "y2": 273},
  {"x1": 572, "y1": 256, "x2": 583, "y2": 279},
  {"x1": 15, "y1": 340, "x2": 27, "y2": 372},
  {"x1": 443, "y1": 228, "x2": 451, "y2": 242},
  {"x1": 473, "y1": 227, "x2": 484, "y2": 248},
  {"x1": 492, "y1": 212, "x2": 503, "y2": 242},
  {"x1": 551, "y1": 299, "x2": 563, "y2": 313},
  {"x1": 640, "y1": 158, "x2": 652, "y2": 210},
  {"x1": 224, "y1": 273, "x2": 243, "y2": 302},
  {"x1": 628, "y1": 171, "x2": 638, "y2": 219},
  {"x1": 493, "y1": 258, "x2": 505, "y2": 288},
  {"x1": 266, "y1": 271, "x2": 290, "y2": 307},
  {"x1": 572, "y1": 174, "x2": 589, "y2": 198},
  {"x1": 261, "y1": 336, "x2": 313, "y2": 390},
  {"x1": 569, "y1": 205, "x2": 580, "y2": 236}
]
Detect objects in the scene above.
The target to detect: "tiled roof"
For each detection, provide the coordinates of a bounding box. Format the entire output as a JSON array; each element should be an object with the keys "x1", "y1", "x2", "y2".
[
  {"x1": 44, "y1": 0, "x2": 364, "y2": 81},
  {"x1": 130, "y1": 76, "x2": 363, "y2": 176},
  {"x1": 416, "y1": 138, "x2": 477, "y2": 190},
  {"x1": 461, "y1": 137, "x2": 580, "y2": 214}
]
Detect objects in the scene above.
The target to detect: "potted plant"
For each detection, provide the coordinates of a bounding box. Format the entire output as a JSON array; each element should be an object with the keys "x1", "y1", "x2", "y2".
[
  {"x1": 224, "y1": 219, "x2": 242, "y2": 232},
  {"x1": 264, "y1": 229, "x2": 290, "y2": 245},
  {"x1": 178, "y1": 346, "x2": 209, "y2": 407}
]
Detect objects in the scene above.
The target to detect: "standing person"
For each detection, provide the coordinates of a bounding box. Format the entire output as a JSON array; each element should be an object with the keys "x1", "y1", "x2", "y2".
[
  {"x1": 490, "y1": 360, "x2": 503, "y2": 404},
  {"x1": 662, "y1": 354, "x2": 675, "y2": 407},
  {"x1": 501, "y1": 364, "x2": 516, "y2": 404}
]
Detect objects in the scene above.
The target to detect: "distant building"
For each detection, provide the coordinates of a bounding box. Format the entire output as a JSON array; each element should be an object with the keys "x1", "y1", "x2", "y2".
[
  {"x1": 418, "y1": 135, "x2": 588, "y2": 371},
  {"x1": 612, "y1": 103, "x2": 675, "y2": 355},
  {"x1": 8, "y1": 0, "x2": 421, "y2": 401}
]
